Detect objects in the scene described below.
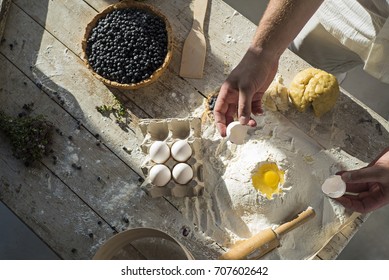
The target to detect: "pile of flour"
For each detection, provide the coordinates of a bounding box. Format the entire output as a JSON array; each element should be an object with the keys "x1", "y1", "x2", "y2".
[{"x1": 183, "y1": 109, "x2": 365, "y2": 259}]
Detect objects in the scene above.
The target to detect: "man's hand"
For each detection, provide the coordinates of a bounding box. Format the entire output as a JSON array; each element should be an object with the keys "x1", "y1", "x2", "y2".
[
  {"x1": 213, "y1": 0, "x2": 324, "y2": 137},
  {"x1": 213, "y1": 48, "x2": 278, "y2": 136},
  {"x1": 336, "y1": 147, "x2": 389, "y2": 213}
]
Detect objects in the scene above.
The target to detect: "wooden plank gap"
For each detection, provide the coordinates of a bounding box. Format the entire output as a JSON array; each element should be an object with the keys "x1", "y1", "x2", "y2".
[
  {"x1": 122, "y1": 99, "x2": 152, "y2": 119},
  {"x1": 175, "y1": 74, "x2": 209, "y2": 99},
  {"x1": 38, "y1": 159, "x2": 120, "y2": 233},
  {"x1": 11, "y1": 1, "x2": 83, "y2": 61},
  {"x1": 82, "y1": 0, "x2": 99, "y2": 13},
  {"x1": 0, "y1": 0, "x2": 11, "y2": 40}
]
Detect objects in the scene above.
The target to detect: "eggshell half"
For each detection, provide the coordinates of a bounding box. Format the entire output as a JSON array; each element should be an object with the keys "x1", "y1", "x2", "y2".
[
  {"x1": 226, "y1": 121, "x2": 248, "y2": 145},
  {"x1": 321, "y1": 175, "x2": 346, "y2": 198}
]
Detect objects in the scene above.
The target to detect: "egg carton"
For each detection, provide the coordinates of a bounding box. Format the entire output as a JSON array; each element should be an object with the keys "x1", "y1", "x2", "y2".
[{"x1": 138, "y1": 117, "x2": 204, "y2": 198}]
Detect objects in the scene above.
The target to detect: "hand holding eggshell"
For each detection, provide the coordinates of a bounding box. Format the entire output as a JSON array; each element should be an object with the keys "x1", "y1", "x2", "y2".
[{"x1": 321, "y1": 175, "x2": 346, "y2": 198}]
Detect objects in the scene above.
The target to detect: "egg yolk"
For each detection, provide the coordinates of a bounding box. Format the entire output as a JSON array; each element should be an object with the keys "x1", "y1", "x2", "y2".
[
  {"x1": 252, "y1": 163, "x2": 284, "y2": 199},
  {"x1": 263, "y1": 170, "x2": 280, "y2": 187}
]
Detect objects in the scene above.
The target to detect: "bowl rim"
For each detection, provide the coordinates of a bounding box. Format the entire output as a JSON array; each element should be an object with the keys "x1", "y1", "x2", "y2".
[
  {"x1": 81, "y1": 0, "x2": 173, "y2": 90},
  {"x1": 92, "y1": 227, "x2": 194, "y2": 260}
]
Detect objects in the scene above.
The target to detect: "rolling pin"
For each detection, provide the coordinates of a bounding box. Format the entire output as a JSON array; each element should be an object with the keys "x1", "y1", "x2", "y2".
[{"x1": 219, "y1": 207, "x2": 316, "y2": 260}]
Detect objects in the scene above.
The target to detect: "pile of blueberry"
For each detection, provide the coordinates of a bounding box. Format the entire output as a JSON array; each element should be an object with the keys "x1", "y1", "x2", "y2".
[{"x1": 86, "y1": 8, "x2": 168, "y2": 85}]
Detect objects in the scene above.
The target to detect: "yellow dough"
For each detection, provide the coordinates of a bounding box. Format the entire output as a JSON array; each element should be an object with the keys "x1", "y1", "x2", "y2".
[
  {"x1": 289, "y1": 68, "x2": 340, "y2": 117},
  {"x1": 262, "y1": 75, "x2": 289, "y2": 112}
]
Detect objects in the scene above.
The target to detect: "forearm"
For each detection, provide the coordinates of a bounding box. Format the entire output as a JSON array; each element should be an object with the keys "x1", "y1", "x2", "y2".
[
  {"x1": 251, "y1": 0, "x2": 323, "y2": 59},
  {"x1": 214, "y1": 0, "x2": 324, "y2": 135}
]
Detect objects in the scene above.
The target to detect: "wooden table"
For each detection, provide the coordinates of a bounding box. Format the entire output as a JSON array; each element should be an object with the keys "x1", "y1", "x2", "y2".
[{"x1": 1, "y1": 0, "x2": 388, "y2": 260}]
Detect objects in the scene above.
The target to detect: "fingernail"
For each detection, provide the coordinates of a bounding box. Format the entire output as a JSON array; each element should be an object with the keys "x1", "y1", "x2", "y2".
[
  {"x1": 239, "y1": 116, "x2": 248, "y2": 125},
  {"x1": 341, "y1": 172, "x2": 351, "y2": 182}
]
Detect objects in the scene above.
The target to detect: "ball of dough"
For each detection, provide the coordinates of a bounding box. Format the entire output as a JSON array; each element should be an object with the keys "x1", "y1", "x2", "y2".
[
  {"x1": 172, "y1": 163, "x2": 193, "y2": 185},
  {"x1": 171, "y1": 140, "x2": 192, "y2": 162},
  {"x1": 262, "y1": 75, "x2": 289, "y2": 112},
  {"x1": 149, "y1": 141, "x2": 170, "y2": 163},
  {"x1": 149, "y1": 164, "x2": 171, "y2": 187},
  {"x1": 288, "y1": 68, "x2": 339, "y2": 117}
]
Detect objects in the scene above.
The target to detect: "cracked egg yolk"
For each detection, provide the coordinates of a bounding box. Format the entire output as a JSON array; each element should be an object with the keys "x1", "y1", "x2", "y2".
[{"x1": 252, "y1": 163, "x2": 284, "y2": 199}]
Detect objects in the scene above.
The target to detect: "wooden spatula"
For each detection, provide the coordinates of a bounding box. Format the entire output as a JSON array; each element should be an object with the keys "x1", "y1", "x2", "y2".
[{"x1": 179, "y1": 0, "x2": 209, "y2": 79}]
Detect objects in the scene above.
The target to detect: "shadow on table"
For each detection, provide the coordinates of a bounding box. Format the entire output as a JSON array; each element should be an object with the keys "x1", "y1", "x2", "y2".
[{"x1": 0, "y1": 0, "x2": 63, "y2": 260}]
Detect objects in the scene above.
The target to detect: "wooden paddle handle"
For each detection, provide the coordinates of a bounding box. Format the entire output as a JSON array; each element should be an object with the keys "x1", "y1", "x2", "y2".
[
  {"x1": 274, "y1": 207, "x2": 316, "y2": 237},
  {"x1": 193, "y1": 0, "x2": 208, "y2": 30},
  {"x1": 219, "y1": 228, "x2": 280, "y2": 260}
]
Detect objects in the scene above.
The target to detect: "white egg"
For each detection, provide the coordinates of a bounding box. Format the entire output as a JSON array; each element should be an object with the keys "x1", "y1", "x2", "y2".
[
  {"x1": 226, "y1": 121, "x2": 248, "y2": 145},
  {"x1": 149, "y1": 141, "x2": 170, "y2": 163},
  {"x1": 172, "y1": 163, "x2": 193, "y2": 185},
  {"x1": 149, "y1": 164, "x2": 171, "y2": 187},
  {"x1": 321, "y1": 175, "x2": 346, "y2": 198},
  {"x1": 171, "y1": 140, "x2": 192, "y2": 162}
]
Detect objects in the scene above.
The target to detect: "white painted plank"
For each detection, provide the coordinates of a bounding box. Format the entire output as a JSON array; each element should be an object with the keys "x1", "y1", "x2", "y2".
[{"x1": 0, "y1": 4, "x2": 222, "y2": 259}]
